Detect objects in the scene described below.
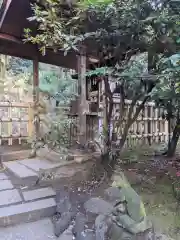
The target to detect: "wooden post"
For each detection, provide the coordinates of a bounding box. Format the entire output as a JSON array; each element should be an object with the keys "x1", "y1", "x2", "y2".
[
  {"x1": 77, "y1": 49, "x2": 87, "y2": 145},
  {"x1": 147, "y1": 105, "x2": 151, "y2": 145},
  {"x1": 33, "y1": 59, "x2": 40, "y2": 142}
]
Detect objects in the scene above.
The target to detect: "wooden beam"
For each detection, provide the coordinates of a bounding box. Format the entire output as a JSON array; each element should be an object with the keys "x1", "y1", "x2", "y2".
[
  {"x1": 0, "y1": 33, "x2": 21, "y2": 43},
  {"x1": 0, "y1": 0, "x2": 12, "y2": 29},
  {"x1": 0, "y1": 39, "x2": 78, "y2": 69},
  {"x1": 33, "y1": 58, "x2": 40, "y2": 144},
  {"x1": 78, "y1": 49, "x2": 87, "y2": 145}
]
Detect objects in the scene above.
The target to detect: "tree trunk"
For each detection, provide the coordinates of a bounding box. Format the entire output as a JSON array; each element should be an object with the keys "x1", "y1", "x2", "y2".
[
  {"x1": 167, "y1": 122, "x2": 180, "y2": 157},
  {"x1": 102, "y1": 76, "x2": 113, "y2": 156}
]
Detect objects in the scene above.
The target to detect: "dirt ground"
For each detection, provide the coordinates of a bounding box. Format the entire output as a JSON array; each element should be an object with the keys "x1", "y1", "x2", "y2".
[
  {"x1": 55, "y1": 144, "x2": 180, "y2": 240},
  {"x1": 115, "y1": 145, "x2": 180, "y2": 240}
]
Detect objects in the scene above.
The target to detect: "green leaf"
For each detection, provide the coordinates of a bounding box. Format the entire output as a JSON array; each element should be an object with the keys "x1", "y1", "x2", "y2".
[
  {"x1": 176, "y1": 38, "x2": 180, "y2": 44},
  {"x1": 86, "y1": 67, "x2": 109, "y2": 76}
]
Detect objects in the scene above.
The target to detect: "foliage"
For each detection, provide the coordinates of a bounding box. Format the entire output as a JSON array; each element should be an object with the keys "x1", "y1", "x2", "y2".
[
  {"x1": 88, "y1": 53, "x2": 154, "y2": 154},
  {"x1": 40, "y1": 107, "x2": 76, "y2": 150},
  {"x1": 0, "y1": 0, "x2": 3, "y2": 7},
  {"x1": 39, "y1": 67, "x2": 77, "y2": 104},
  {"x1": 152, "y1": 53, "x2": 180, "y2": 156},
  {"x1": 34, "y1": 66, "x2": 77, "y2": 151},
  {"x1": 153, "y1": 53, "x2": 180, "y2": 114},
  {"x1": 8, "y1": 57, "x2": 32, "y2": 76},
  {"x1": 31, "y1": 66, "x2": 77, "y2": 152},
  {"x1": 0, "y1": 54, "x2": 77, "y2": 152},
  {"x1": 25, "y1": 0, "x2": 180, "y2": 157},
  {"x1": 25, "y1": 0, "x2": 178, "y2": 61},
  {"x1": 26, "y1": 1, "x2": 180, "y2": 76},
  {"x1": 29, "y1": 97, "x2": 78, "y2": 155}
]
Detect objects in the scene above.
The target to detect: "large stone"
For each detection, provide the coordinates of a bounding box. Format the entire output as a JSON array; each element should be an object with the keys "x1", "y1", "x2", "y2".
[
  {"x1": 129, "y1": 217, "x2": 152, "y2": 234},
  {"x1": 104, "y1": 187, "x2": 125, "y2": 205},
  {"x1": 76, "y1": 230, "x2": 95, "y2": 240},
  {"x1": 120, "y1": 187, "x2": 145, "y2": 222},
  {"x1": 0, "y1": 198, "x2": 56, "y2": 227},
  {"x1": 112, "y1": 172, "x2": 130, "y2": 188},
  {"x1": 37, "y1": 146, "x2": 66, "y2": 163},
  {"x1": 113, "y1": 214, "x2": 136, "y2": 231},
  {"x1": 114, "y1": 215, "x2": 152, "y2": 234},
  {"x1": 74, "y1": 154, "x2": 92, "y2": 163},
  {"x1": 112, "y1": 203, "x2": 127, "y2": 216},
  {"x1": 120, "y1": 231, "x2": 135, "y2": 240},
  {"x1": 3, "y1": 161, "x2": 38, "y2": 186},
  {"x1": 54, "y1": 212, "x2": 76, "y2": 237},
  {"x1": 56, "y1": 197, "x2": 72, "y2": 214},
  {"x1": 72, "y1": 212, "x2": 87, "y2": 238},
  {"x1": 95, "y1": 215, "x2": 111, "y2": 240},
  {"x1": 0, "y1": 189, "x2": 22, "y2": 207},
  {"x1": 22, "y1": 187, "x2": 56, "y2": 201},
  {"x1": 17, "y1": 158, "x2": 61, "y2": 172},
  {"x1": 108, "y1": 222, "x2": 124, "y2": 240},
  {"x1": 110, "y1": 179, "x2": 146, "y2": 223},
  {"x1": 115, "y1": 203, "x2": 127, "y2": 214},
  {"x1": 58, "y1": 225, "x2": 74, "y2": 240},
  {"x1": 0, "y1": 179, "x2": 13, "y2": 191},
  {"x1": 84, "y1": 198, "x2": 113, "y2": 215}
]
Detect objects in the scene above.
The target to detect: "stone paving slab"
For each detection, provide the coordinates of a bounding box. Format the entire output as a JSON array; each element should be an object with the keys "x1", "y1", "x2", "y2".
[
  {"x1": 23, "y1": 187, "x2": 56, "y2": 201},
  {"x1": 0, "y1": 173, "x2": 8, "y2": 180},
  {"x1": 0, "y1": 189, "x2": 22, "y2": 207},
  {"x1": 0, "y1": 218, "x2": 57, "y2": 240},
  {"x1": 0, "y1": 198, "x2": 56, "y2": 227},
  {"x1": 3, "y1": 161, "x2": 38, "y2": 185},
  {"x1": 0, "y1": 180, "x2": 13, "y2": 191},
  {"x1": 17, "y1": 158, "x2": 61, "y2": 172}
]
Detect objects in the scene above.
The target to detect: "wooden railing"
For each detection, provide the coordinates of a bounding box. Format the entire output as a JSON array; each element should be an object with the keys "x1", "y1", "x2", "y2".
[{"x1": 0, "y1": 102, "x2": 33, "y2": 145}]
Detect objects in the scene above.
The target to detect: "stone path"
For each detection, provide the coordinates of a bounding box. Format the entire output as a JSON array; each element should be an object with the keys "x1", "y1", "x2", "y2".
[
  {"x1": 0, "y1": 167, "x2": 57, "y2": 227},
  {"x1": 3, "y1": 158, "x2": 63, "y2": 186},
  {"x1": 0, "y1": 218, "x2": 73, "y2": 240},
  {"x1": 0, "y1": 156, "x2": 94, "y2": 229}
]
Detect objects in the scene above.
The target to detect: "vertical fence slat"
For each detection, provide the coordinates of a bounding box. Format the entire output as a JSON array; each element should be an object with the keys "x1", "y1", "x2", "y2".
[
  {"x1": 8, "y1": 105, "x2": 12, "y2": 145},
  {"x1": 89, "y1": 99, "x2": 169, "y2": 149}
]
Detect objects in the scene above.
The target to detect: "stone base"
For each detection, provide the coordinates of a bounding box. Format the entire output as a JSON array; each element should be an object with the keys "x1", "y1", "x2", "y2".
[
  {"x1": 37, "y1": 146, "x2": 100, "y2": 164},
  {"x1": 0, "y1": 198, "x2": 56, "y2": 227},
  {"x1": 1, "y1": 149, "x2": 31, "y2": 162}
]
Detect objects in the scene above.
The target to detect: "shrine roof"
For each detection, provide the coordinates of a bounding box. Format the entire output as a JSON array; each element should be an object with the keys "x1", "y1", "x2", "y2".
[{"x1": 0, "y1": 0, "x2": 84, "y2": 69}]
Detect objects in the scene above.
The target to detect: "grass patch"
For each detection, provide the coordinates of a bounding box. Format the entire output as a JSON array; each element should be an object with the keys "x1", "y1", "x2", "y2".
[{"x1": 135, "y1": 180, "x2": 180, "y2": 239}]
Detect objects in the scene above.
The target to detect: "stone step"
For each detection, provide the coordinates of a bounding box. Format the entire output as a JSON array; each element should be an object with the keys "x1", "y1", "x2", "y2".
[
  {"x1": 0, "y1": 173, "x2": 8, "y2": 180},
  {"x1": 1, "y1": 149, "x2": 31, "y2": 162},
  {"x1": 0, "y1": 198, "x2": 56, "y2": 227},
  {"x1": 22, "y1": 187, "x2": 56, "y2": 201},
  {"x1": 16, "y1": 158, "x2": 61, "y2": 172},
  {"x1": 3, "y1": 161, "x2": 39, "y2": 186},
  {"x1": 0, "y1": 179, "x2": 13, "y2": 191},
  {"x1": 0, "y1": 189, "x2": 22, "y2": 207}
]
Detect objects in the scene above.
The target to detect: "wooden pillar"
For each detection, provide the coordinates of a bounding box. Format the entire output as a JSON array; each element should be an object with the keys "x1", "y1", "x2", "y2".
[
  {"x1": 147, "y1": 105, "x2": 152, "y2": 145},
  {"x1": 33, "y1": 59, "x2": 40, "y2": 140},
  {"x1": 77, "y1": 49, "x2": 87, "y2": 145}
]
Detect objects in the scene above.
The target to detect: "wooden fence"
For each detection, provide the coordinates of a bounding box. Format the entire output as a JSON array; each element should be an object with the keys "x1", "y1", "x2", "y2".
[
  {"x1": 39, "y1": 98, "x2": 168, "y2": 148},
  {"x1": 0, "y1": 102, "x2": 33, "y2": 145},
  {"x1": 98, "y1": 98, "x2": 168, "y2": 148},
  {"x1": 0, "y1": 99, "x2": 168, "y2": 148}
]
